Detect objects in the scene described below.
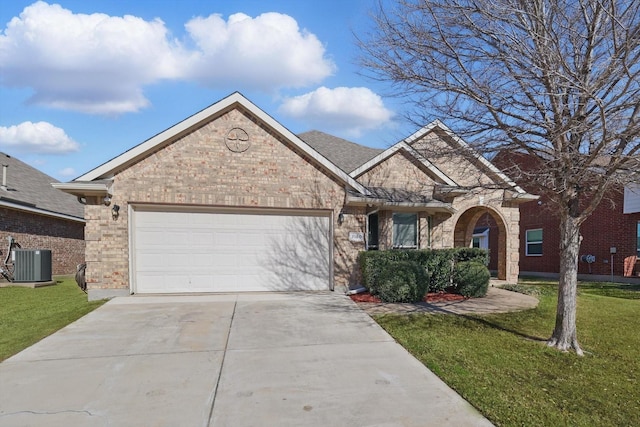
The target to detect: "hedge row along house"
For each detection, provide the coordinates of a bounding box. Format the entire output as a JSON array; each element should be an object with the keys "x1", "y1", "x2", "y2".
[
  {"x1": 54, "y1": 92, "x2": 536, "y2": 300},
  {"x1": 0, "y1": 152, "x2": 85, "y2": 277}
]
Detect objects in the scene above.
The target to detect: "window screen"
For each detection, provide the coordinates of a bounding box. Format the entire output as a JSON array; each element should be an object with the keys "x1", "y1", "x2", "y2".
[{"x1": 393, "y1": 213, "x2": 418, "y2": 248}]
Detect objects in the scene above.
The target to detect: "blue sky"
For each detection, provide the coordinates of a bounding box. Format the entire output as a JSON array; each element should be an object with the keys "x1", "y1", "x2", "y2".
[{"x1": 0, "y1": 0, "x2": 421, "y2": 181}]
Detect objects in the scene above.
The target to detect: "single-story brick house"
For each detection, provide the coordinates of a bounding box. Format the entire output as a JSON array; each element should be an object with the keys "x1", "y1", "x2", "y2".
[
  {"x1": 494, "y1": 150, "x2": 640, "y2": 282},
  {"x1": 0, "y1": 152, "x2": 85, "y2": 277},
  {"x1": 55, "y1": 92, "x2": 535, "y2": 300}
]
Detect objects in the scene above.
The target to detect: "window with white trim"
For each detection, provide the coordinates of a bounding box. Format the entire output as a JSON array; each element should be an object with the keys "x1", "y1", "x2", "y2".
[
  {"x1": 393, "y1": 213, "x2": 418, "y2": 249},
  {"x1": 526, "y1": 229, "x2": 543, "y2": 256}
]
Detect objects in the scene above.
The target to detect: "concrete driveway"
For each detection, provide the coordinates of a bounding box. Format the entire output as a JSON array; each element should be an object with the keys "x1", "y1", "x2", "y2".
[{"x1": 0, "y1": 292, "x2": 493, "y2": 427}]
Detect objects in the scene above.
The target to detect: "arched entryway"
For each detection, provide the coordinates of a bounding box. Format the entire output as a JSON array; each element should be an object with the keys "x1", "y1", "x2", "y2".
[{"x1": 454, "y1": 207, "x2": 508, "y2": 280}]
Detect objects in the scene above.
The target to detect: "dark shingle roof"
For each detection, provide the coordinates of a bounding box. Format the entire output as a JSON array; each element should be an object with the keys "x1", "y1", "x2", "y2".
[
  {"x1": 298, "y1": 130, "x2": 384, "y2": 173},
  {"x1": 0, "y1": 152, "x2": 84, "y2": 219}
]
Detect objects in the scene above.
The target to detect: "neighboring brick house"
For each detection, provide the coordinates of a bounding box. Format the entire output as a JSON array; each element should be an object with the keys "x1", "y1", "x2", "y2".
[
  {"x1": 0, "y1": 152, "x2": 85, "y2": 277},
  {"x1": 494, "y1": 150, "x2": 640, "y2": 282},
  {"x1": 55, "y1": 92, "x2": 535, "y2": 300}
]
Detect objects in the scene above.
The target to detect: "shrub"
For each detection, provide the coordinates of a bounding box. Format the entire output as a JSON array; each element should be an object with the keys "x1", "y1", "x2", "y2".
[
  {"x1": 454, "y1": 247, "x2": 489, "y2": 265},
  {"x1": 358, "y1": 247, "x2": 490, "y2": 295},
  {"x1": 454, "y1": 261, "x2": 490, "y2": 297},
  {"x1": 424, "y1": 249, "x2": 455, "y2": 292},
  {"x1": 358, "y1": 250, "x2": 421, "y2": 291},
  {"x1": 374, "y1": 261, "x2": 430, "y2": 303}
]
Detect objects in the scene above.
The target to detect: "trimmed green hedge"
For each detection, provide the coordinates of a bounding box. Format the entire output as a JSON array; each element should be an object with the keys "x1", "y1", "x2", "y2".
[
  {"x1": 358, "y1": 248, "x2": 488, "y2": 296},
  {"x1": 373, "y1": 261, "x2": 430, "y2": 303},
  {"x1": 454, "y1": 261, "x2": 490, "y2": 297}
]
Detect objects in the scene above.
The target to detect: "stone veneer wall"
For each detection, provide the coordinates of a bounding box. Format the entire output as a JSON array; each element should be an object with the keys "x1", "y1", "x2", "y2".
[
  {"x1": 448, "y1": 190, "x2": 521, "y2": 283},
  {"x1": 357, "y1": 150, "x2": 437, "y2": 193},
  {"x1": 84, "y1": 108, "x2": 365, "y2": 294},
  {"x1": 355, "y1": 135, "x2": 522, "y2": 283},
  {"x1": 0, "y1": 207, "x2": 85, "y2": 276}
]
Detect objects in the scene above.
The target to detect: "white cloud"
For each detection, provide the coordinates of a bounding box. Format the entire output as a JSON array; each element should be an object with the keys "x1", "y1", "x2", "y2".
[
  {"x1": 279, "y1": 87, "x2": 395, "y2": 137},
  {"x1": 58, "y1": 167, "x2": 76, "y2": 177},
  {"x1": 0, "y1": 121, "x2": 80, "y2": 154},
  {"x1": 0, "y1": 3, "x2": 335, "y2": 114},
  {"x1": 183, "y1": 12, "x2": 335, "y2": 90},
  {"x1": 0, "y1": 1, "x2": 183, "y2": 114}
]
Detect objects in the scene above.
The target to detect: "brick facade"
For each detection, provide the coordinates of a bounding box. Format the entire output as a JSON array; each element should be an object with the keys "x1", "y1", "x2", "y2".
[
  {"x1": 76, "y1": 97, "x2": 525, "y2": 297},
  {"x1": 495, "y1": 150, "x2": 640, "y2": 279},
  {"x1": 84, "y1": 109, "x2": 365, "y2": 292},
  {"x1": 519, "y1": 191, "x2": 640, "y2": 277},
  {"x1": 0, "y1": 207, "x2": 85, "y2": 276}
]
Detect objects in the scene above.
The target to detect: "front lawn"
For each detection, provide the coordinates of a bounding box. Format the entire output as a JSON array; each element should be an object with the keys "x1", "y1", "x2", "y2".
[
  {"x1": 374, "y1": 280, "x2": 640, "y2": 426},
  {"x1": 0, "y1": 277, "x2": 106, "y2": 361}
]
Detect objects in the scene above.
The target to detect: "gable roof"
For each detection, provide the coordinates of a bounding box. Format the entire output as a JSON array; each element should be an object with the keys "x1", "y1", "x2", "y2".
[
  {"x1": 71, "y1": 92, "x2": 369, "y2": 196},
  {"x1": 0, "y1": 152, "x2": 84, "y2": 222},
  {"x1": 350, "y1": 120, "x2": 533, "y2": 198},
  {"x1": 349, "y1": 136, "x2": 458, "y2": 187},
  {"x1": 406, "y1": 120, "x2": 531, "y2": 196},
  {"x1": 298, "y1": 130, "x2": 384, "y2": 173}
]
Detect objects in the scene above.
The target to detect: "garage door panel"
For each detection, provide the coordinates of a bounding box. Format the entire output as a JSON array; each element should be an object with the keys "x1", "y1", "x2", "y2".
[{"x1": 133, "y1": 210, "x2": 331, "y2": 293}]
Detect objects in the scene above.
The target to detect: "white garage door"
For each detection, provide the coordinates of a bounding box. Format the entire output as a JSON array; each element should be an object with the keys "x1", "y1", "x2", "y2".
[{"x1": 132, "y1": 209, "x2": 332, "y2": 293}]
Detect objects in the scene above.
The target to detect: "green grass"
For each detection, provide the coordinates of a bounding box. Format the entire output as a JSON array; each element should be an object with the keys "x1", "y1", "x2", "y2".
[
  {"x1": 0, "y1": 276, "x2": 106, "y2": 361},
  {"x1": 374, "y1": 279, "x2": 640, "y2": 427}
]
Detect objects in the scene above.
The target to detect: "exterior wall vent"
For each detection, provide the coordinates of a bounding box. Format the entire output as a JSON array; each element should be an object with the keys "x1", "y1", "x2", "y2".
[{"x1": 13, "y1": 249, "x2": 52, "y2": 282}]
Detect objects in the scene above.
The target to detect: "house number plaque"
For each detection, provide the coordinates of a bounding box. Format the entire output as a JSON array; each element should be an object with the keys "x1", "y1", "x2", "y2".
[
  {"x1": 349, "y1": 232, "x2": 365, "y2": 242},
  {"x1": 225, "y1": 128, "x2": 250, "y2": 153}
]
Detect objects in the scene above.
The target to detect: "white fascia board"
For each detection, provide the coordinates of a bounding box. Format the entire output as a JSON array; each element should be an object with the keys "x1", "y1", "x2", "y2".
[
  {"x1": 399, "y1": 142, "x2": 458, "y2": 186},
  {"x1": 75, "y1": 92, "x2": 369, "y2": 196},
  {"x1": 52, "y1": 181, "x2": 111, "y2": 197},
  {"x1": 401, "y1": 120, "x2": 440, "y2": 144},
  {"x1": 427, "y1": 120, "x2": 529, "y2": 195},
  {"x1": 76, "y1": 93, "x2": 246, "y2": 181},
  {"x1": 349, "y1": 127, "x2": 458, "y2": 187},
  {"x1": 232, "y1": 97, "x2": 370, "y2": 196},
  {"x1": 0, "y1": 200, "x2": 85, "y2": 223},
  {"x1": 349, "y1": 144, "x2": 404, "y2": 178}
]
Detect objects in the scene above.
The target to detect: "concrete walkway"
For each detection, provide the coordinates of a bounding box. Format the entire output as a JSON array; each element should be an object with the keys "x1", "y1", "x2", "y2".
[
  {"x1": 357, "y1": 286, "x2": 539, "y2": 316},
  {"x1": 0, "y1": 292, "x2": 493, "y2": 427}
]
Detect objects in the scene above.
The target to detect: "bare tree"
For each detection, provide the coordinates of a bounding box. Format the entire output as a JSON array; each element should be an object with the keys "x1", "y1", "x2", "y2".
[{"x1": 359, "y1": 0, "x2": 640, "y2": 354}]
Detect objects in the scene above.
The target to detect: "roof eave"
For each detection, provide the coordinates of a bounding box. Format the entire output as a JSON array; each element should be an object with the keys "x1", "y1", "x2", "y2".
[
  {"x1": 503, "y1": 190, "x2": 540, "y2": 203},
  {"x1": 346, "y1": 194, "x2": 455, "y2": 213},
  {"x1": 52, "y1": 181, "x2": 111, "y2": 198},
  {"x1": 0, "y1": 199, "x2": 85, "y2": 223},
  {"x1": 73, "y1": 92, "x2": 369, "y2": 196},
  {"x1": 349, "y1": 141, "x2": 458, "y2": 187},
  {"x1": 426, "y1": 120, "x2": 531, "y2": 195},
  {"x1": 434, "y1": 185, "x2": 470, "y2": 198}
]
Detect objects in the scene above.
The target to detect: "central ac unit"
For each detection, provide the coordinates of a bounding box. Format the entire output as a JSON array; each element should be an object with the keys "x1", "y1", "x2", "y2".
[{"x1": 13, "y1": 249, "x2": 52, "y2": 282}]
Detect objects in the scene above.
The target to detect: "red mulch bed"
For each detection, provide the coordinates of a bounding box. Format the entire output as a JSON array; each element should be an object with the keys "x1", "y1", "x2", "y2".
[{"x1": 350, "y1": 291, "x2": 467, "y2": 303}]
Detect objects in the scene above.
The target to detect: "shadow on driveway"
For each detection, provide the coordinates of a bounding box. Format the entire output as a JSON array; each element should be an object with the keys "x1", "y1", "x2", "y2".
[{"x1": 0, "y1": 292, "x2": 493, "y2": 427}]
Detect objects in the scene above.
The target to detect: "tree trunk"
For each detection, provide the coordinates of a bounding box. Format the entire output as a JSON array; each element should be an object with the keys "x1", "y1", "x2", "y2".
[{"x1": 547, "y1": 215, "x2": 584, "y2": 355}]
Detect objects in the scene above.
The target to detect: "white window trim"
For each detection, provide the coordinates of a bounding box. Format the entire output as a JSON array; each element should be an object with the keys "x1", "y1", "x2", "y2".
[
  {"x1": 392, "y1": 212, "x2": 419, "y2": 249},
  {"x1": 525, "y1": 228, "x2": 543, "y2": 257},
  {"x1": 636, "y1": 221, "x2": 640, "y2": 257},
  {"x1": 472, "y1": 228, "x2": 490, "y2": 250}
]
